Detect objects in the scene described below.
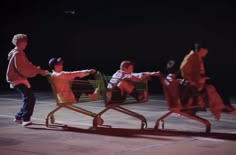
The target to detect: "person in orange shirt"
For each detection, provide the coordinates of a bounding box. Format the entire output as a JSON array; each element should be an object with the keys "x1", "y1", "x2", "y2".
[
  {"x1": 180, "y1": 42, "x2": 236, "y2": 115},
  {"x1": 180, "y1": 43, "x2": 208, "y2": 92},
  {"x1": 166, "y1": 59, "x2": 225, "y2": 119}
]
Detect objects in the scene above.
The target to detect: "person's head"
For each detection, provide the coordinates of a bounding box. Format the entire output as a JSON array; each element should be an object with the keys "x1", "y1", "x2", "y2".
[
  {"x1": 197, "y1": 48, "x2": 208, "y2": 58},
  {"x1": 166, "y1": 60, "x2": 179, "y2": 74},
  {"x1": 12, "y1": 33, "x2": 28, "y2": 50},
  {"x1": 48, "y1": 57, "x2": 63, "y2": 72},
  {"x1": 120, "y1": 60, "x2": 134, "y2": 73},
  {"x1": 194, "y1": 42, "x2": 201, "y2": 53},
  {"x1": 193, "y1": 41, "x2": 208, "y2": 58}
]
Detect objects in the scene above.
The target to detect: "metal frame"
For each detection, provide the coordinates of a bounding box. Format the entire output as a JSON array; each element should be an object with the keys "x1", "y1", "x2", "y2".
[
  {"x1": 154, "y1": 76, "x2": 211, "y2": 133},
  {"x1": 47, "y1": 72, "x2": 149, "y2": 129},
  {"x1": 46, "y1": 74, "x2": 102, "y2": 127},
  {"x1": 92, "y1": 74, "x2": 149, "y2": 129}
]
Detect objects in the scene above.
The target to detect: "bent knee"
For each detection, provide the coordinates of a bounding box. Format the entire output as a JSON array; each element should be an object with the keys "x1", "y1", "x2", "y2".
[{"x1": 117, "y1": 81, "x2": 135, "y2": 94}]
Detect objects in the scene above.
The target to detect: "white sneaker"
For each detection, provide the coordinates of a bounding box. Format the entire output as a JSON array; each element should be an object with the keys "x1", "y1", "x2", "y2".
[{"x1": 22, "y1": 121, "x2": 32, "y2": 126}]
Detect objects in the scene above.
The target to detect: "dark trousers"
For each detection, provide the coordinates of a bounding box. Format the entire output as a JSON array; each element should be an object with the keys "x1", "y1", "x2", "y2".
[{"x1": 14, "y1": 84, "x2": 36, "y2": 121}]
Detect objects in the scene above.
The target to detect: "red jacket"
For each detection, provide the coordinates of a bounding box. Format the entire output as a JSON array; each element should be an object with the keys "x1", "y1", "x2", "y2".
[{"x1": 6, "y1": 48, "x2": 45, "y2": 88}]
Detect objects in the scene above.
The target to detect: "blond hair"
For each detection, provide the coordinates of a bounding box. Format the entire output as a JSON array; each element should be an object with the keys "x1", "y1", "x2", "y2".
[{"x1": 12, "y1": 33, "x2": 28, "y2": 46}]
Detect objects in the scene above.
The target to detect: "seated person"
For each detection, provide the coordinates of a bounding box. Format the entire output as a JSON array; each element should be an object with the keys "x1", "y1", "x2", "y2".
[
  {"x1": 163, "y1": 60, "x2": 185, "y2": 110},
  {"x1": 106, "y1": 60, "x2": 161, "y2": 103},
  {"x1": 167, "y1": 60, "x2": 227, "y2": 120},
  {"x1": 180, "y1": 42, "x2": 236, "y2": 114},
  {"x1": 48, "y1": 57, "x2": 98, "y2": 103}
]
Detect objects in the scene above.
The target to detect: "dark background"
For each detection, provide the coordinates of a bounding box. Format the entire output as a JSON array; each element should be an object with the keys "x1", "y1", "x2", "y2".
[{"x1": 0, "y1": 0, "x2": 235, "y2": 96}]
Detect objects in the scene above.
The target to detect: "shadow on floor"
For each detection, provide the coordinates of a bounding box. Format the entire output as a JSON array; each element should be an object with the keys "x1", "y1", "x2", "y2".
[{"x1": 26, "y1": 123, "x2": 236, "y2": 141}]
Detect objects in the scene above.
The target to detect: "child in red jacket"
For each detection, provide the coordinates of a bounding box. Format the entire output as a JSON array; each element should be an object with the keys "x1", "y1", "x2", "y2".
[{"x1": 6, "y1": 33, "x2": 49, "y2": 126}]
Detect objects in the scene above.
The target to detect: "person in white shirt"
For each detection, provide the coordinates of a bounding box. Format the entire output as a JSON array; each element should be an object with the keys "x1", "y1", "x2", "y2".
[{"x1": 107, "y1": 60, "x2": 161, "y2": 103}]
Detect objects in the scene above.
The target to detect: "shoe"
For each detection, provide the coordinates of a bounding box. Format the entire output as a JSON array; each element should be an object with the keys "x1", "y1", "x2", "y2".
[
  {"x1": 14, "y1": 118, "x2": 22, "y2": 124},
  {"x1": 213, "y1": 111, "x2": 222, "y2": 120},
  {"x1": 136, "y1": 95, "x2": 147, "y2": 103},
  {"x1": 223, "y1": 105, "x2": 235, "y2": 113},
  {"x1": 88, "y1": 88, "x2": 99, "y2": 101},
  {"x1": 22, "y1": 120, "x2": 32, "y2": 126},
  {"x1": 130, "y1": 90, "x2": 147, "y2": 103},
  {"x1": 229, "y1": 108, "x2": 236, "y2": 114},
  {"x1": 88, "y1": 92, "x2": 98, "y2": 101}
]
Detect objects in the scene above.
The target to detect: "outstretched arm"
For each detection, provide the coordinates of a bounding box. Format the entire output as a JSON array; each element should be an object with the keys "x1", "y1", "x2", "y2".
[
  {"x1": 59, "y1": 69, "x2": 97, "y2": 79},
  {"x1": 14, "y1": 52, "x2": 48, "y2": 77}
]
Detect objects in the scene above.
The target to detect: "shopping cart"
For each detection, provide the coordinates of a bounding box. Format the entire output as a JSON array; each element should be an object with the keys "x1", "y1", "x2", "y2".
[
  {"x1": 154, "y1": 76, "x2": 211, "y2": 133},
  {"x1": 92, "y1": 74, "x2": 149, "y2": 129},
  {"x1": 46, "y1": 72, "x2": 105, "y2": 127}
]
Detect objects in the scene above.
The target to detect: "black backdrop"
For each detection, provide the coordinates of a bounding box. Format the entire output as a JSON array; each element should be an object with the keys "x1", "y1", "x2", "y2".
[{"x1": 0, "y1": 0, "x2": 235, "y2": 97}]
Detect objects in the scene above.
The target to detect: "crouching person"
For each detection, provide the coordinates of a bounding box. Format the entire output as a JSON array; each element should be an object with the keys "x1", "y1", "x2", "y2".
[{"x1": 106, "y1": 60, "x2": 161, "y2": 103}]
